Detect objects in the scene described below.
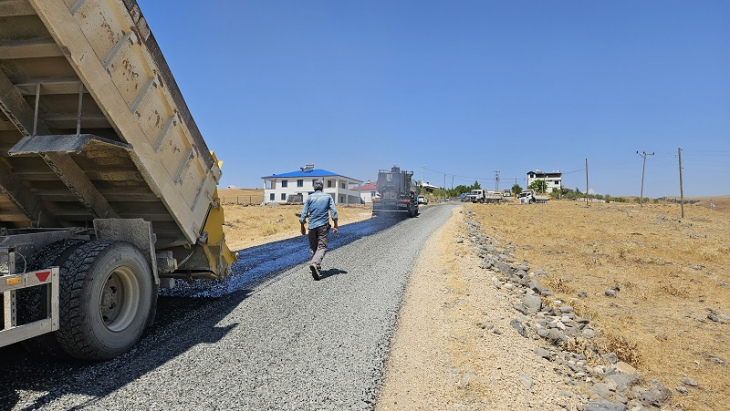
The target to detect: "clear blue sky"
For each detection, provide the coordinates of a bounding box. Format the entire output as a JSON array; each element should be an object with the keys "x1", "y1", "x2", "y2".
[{"x1": 137, "y1": 0, "x2": 729, "y2": 198}]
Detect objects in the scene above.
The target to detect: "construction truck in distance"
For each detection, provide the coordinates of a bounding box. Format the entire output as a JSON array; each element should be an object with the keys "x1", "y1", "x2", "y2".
[
  {"x1": 0, "y1": 0, "x2": 235, "y2": 360},
  {"x1": 518, "y1": 190, "x2": 550, "y2": 204},
  {"x1": 470, "y1": 189, "x2": 503, "y2": 203},
  {"x1": 372, "y1": 166, "x2": 419, "y2": 217}
]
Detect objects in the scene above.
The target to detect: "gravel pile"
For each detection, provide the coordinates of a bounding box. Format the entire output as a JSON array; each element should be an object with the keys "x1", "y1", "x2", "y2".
[{"x1": 1, "y1": 205, "x2": 456, "y2": 410}]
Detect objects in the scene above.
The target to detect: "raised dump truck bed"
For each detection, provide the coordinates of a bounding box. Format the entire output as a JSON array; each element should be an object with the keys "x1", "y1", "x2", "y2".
[{"x1": 0, "y1": 0, "x2": 235, "y2": 358}]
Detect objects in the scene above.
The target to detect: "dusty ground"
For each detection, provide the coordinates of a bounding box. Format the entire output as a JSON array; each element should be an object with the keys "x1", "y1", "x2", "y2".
[{"x1": 377, "y1": 208, "x2": 583, "y2": 410}]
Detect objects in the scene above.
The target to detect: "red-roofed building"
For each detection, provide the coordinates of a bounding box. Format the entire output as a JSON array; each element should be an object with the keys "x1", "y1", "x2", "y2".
[{"x1": 351, "y1": 181, "x2": 378, "y2": 203}]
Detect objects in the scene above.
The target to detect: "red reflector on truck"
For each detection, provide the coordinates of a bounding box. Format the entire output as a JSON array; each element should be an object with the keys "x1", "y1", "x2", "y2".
[{"x1": 35, "y1": 271, "x2": 51, "y2": 282}]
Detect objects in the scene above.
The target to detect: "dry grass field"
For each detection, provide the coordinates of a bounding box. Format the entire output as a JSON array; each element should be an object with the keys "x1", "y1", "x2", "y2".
[
  {"x1": 218, "y1": 187, "x2": 265, "y2": 205},
  {"x1": 467, "y1": 199, "x2": 729, "y2": 410}
]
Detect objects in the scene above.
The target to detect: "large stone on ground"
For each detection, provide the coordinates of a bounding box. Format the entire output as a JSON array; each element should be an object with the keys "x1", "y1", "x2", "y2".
[
  {"x1": 585, "y1": 400, "x2": 627, "y2": 411},
  {"x1": 522, "y1": 295, "x2": 542, "y2": 313}
]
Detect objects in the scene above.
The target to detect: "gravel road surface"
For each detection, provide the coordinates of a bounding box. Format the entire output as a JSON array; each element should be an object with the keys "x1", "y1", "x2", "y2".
[{"x1": 1, "y1": 204, "x2": 455, "y2": 410}]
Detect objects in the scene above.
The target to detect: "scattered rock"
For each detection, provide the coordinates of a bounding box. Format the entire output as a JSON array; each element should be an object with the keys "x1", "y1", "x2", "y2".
[
  {"x1": 676, "y1": 386, "x2": 688, "y2": 394},
  {"x1": 614, "y1": 361, "x2": 638, "y2": 375},
  {"x1": 518, "y1": 374, "x2": 533, "y2": 388},
  {"x1": 535, "y1": 347, "x2": 551, "y2": 360},
  {"x1": 510, "y1": 319, "x2": 528, "y2": 338},
  {"x1": 607, "y1": 373, "x2": 641, "y2": 392},
  {"x1": 528, "y1": 279, "x2": 542, "y2": 294},
  {"x1": 521, "y1": 295, "x2": 542, "y2": 314},
  {"x1": 604, "y1": 353, "x2": 619, "y2": 365},
  {"x1": 638, "y1": 380, "x2": 671, "y2": 407},
  {"x1": 462, "y1": 373, "x2": 477, "y2": 383},
  {"x1": 605, "y1": 289, "x2": 617, "y2": 298},
  {"x1": 512, "y1": 302, "x2": 529, "y2": 315},
  {"x1": 681, "y1": 377, "x2": 698, "y2": 387},
  {"x1": 584, "y1": 400, "x2": 628, "y2": 411}
]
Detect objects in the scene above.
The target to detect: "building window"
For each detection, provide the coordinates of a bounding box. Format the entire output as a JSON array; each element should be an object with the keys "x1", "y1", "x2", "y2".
[
  {"x1": 339, "y1": 195, "x2": 344, "y2": 203},
  {"x1": 281, "y1": 193, "x2": 286, "y2": 201},
  {"x1": 341, "y1": 182, "x2": 346, "y2": 189},
  {"x1": 269, "y1": 193, "x2": 275, "y2": 201},
  {"x1": 327, "y1": 180, "x2": 333, "y2": 188},
  {"x1": 370, "y1": 191, "x2": 376, "y2": 197},
  {"x1": 312, "y1": 179, "x2": 317, "y2": 187},
  {"x1": 281, "y1": 180, "x2": 288, "y2": 188},
  {"x1": 297, "y1": 179, "x2": 303, "y2": 187}
]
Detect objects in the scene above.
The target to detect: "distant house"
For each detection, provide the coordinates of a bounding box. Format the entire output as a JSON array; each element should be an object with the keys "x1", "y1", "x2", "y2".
[
  {"x1": 527, "y1": 170, "x2": 562, "y2": 193},
  {"x1": 351, "y1": 181, "x2": 377, "y2": 203},
  {"x1": 419, "y1": 181, "x2": 438, "y2": 194},
  {"x1": 262, "y1": 164, "x2": 363, "y2": 204}
]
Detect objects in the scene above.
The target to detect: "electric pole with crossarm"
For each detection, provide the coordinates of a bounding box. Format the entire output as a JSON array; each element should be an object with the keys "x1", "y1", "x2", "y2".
[{"x1": 636, "y1": 151, "x2": 654, "y2": 207}]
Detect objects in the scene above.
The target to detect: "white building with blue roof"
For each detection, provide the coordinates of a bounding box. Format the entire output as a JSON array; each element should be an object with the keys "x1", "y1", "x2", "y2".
[{"x1": 262, "y1": 164, "x2": 363, "y2": 204}]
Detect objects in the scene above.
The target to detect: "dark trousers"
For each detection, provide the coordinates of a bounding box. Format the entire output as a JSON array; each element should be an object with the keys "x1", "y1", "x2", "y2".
[{"x1": 307, "y1": 225, "x2": 329, "y2": 268}]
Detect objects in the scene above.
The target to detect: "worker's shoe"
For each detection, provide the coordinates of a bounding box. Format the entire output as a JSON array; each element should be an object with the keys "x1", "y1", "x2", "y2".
[{"x1": 309, "y1": 264, "x2": 321, "y2": 281}]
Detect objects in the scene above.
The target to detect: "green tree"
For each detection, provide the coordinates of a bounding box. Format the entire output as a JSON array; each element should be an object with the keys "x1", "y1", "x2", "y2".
[
  {"x1": 471, "y1": 180, "x2": 481, "y2": 190},
  {"x1": 528, "y1": 180, "x2": 547, "y2": 193},
  {"x1": 453, "y1": 185, "x2": 471, "y2": 195},
  {"x1": 512, "y1": 184, "x2": 523, "y2": 195}
]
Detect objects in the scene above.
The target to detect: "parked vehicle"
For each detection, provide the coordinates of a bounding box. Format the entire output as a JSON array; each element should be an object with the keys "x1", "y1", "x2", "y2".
[
  {"x1": 518, "y1": 190, "x2": 550, "y2": 204},
  {"x1": 417, "y1": 195, "x2": 429, "y2": 205},
  {"x1": 503, "y1": 189, "x2": 512, "y2": 197},
  {"x1": 372, "y1": 166, "x2": 419, "y2": 217},
  {"x1": 469, "y1": 189, "x2": 503, "y2": 203},
  {"x1": 0, "y1": 0, "x2": 235, "y2": 359}
]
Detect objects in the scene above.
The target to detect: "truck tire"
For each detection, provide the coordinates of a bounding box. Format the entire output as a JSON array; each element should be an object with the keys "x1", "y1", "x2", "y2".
[
  {"x1": 55, "y1": 241, "x2": 155, "y2": 360},
  {"x1": 18, "y1": 240, "x2": 86, "y2": 358}
]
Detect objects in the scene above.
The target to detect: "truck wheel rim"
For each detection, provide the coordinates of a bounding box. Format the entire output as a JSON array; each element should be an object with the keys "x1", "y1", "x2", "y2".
[{"x1": 99, "y1": 267, "x2": 140, "y2": 332}]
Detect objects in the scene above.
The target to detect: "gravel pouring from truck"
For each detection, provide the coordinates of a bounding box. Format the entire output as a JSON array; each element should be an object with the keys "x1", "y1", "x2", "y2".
[
  {"x1": 0, "y1": 0, "x2": 235, "y2": 359},
  {"x1": 372, "y1": 166, "x2": 419, "y2": 217}
]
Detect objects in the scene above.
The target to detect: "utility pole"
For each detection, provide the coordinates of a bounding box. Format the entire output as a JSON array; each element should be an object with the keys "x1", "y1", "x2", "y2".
[
  {"x1": 585, "y1": 158, "x2": 589, "y2": 206},
  {"x1": 495, "y1": 171, "x2": 500, "y2": 192},
  {"x1": 421, "y1": 165, "x2": 425, "y2": 195},
  {"x1": 678, "y1": 147, "x2": 684, "y2": 218},
  {"x1": 636, "y1": 151, "x2": 655, "y2": 207}
]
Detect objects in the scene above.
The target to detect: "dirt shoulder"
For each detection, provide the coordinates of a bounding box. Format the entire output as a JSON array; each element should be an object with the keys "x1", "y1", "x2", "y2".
[{"x1": 377, "y1": 207, "x2": 584, "y2": 410}]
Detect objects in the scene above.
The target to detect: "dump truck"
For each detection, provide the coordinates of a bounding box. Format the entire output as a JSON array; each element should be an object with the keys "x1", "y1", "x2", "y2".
[
  {"x1": 518, "y1": 190, "x2": 550, "y2": 204},
  {"x1": 469, "y1": 189, "x2": 502, "y2": 203},
  {"x1": 372, "y1": 166, "x2": 418, "y2": 217},
  {"x1": 0, "y1": 0, "x2": 235, "y2": 359}
]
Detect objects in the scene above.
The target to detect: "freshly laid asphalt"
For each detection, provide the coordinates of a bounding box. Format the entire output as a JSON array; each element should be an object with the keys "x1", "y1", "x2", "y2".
[{"x1": 1, "y1": 203, "x2": 456, "y2": 410}]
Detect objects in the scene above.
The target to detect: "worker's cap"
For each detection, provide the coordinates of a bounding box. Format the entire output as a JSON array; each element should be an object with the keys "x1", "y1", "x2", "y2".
[{"x1": 313, "y1": 179, "x2": 324, "y2": 190}]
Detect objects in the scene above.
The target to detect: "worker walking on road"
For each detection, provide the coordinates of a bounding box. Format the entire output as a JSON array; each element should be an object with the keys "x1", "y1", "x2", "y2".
[{"x1": 300, "y1": 179, "x2": 338, "y2": 280}]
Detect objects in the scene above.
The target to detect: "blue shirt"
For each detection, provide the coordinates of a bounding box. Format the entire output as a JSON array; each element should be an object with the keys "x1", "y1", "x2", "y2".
[{"x1": 300, "y1": 190, "x2": 338, "y2": 229}]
